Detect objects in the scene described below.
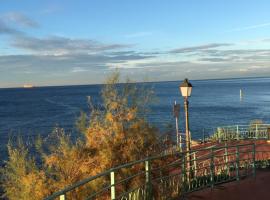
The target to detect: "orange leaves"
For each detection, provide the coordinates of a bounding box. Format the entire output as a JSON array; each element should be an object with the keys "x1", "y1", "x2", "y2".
[
  {"x1": 126, "y1": 107, "x2": 137, "y2": 121},
  {"x1": 109, "y1": 101, "x2": 119, "y2": 110},
  {"x1": 20, "y1": 171, "x2": 49, "y2": 200},
  {"x1": 2, "y1": 140, "x2": 51, "y2": 200},
  {"x1": 106, "y1": 112, "x2": 114, "y2": 122},
  {"x1": 80, "y1": 72, "x2": 160, "y2": 170}
]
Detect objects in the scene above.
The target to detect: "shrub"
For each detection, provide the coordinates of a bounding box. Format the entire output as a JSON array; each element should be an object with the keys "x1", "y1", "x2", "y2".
[{"x1": 1, "y1": 72, "x2": 160, "y2": 200}]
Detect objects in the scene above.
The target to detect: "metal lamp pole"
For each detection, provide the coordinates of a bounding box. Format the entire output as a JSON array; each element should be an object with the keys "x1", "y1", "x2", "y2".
[
  {"x1": 184, "y1": 96, "x2": 192, "y2": 182},
  {"x1": 179, "y1": 78, "x2": 193, "y2": 183},
  {"x1": 184, "y1": 97, "x2": 191, "y2": 153}
]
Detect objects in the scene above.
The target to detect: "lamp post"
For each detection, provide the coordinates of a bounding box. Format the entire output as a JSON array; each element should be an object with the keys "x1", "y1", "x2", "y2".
[
  {"x1": 179, "y1": 78, "x2": 193, "y2": 181},
  {"x1": 179, "y1": 78, "x2": 192, "y2": 152}
]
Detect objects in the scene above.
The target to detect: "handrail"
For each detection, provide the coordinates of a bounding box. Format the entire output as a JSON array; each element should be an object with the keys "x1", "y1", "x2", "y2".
[
  {"x1": 44, "y1": 152, "x2": 183, "y2": 200},
  {"x1": 45, "y1": 143, "x2": 270, "y2": 200},
  {"x1": 207, "y1": 124, "x2": 270, "y2": 142},
  {"x1": 216, "y1": 123, "x2": 270, "y2": 128},
  {"x1": 44, "y1": 141, "x2": 270, "y2": 200}
]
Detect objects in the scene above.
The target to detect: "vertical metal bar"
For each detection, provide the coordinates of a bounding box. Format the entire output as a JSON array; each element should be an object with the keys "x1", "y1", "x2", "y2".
[
  {"x1": 60, "y1": 194, "x2": 65, "y2": 200},
  {"x1": 236, "y1": 146, "x2": 240, "y2": 181},
  {"x1": 181, "y1": 152, "x2": 186, "y2": 193},
  {"x1": 174, "y1": 101, "x2": 181, "y2": 151},
  {"x1": 145, "y1": 160, "x2": 150, "y2": 182},
  {"x1": 256, "y1": 124, "x2": 258, "y2": 139},
  {"x1": 225, "y1": 143, "x2": 229, "y2": 176},
  {"x1": 176, "y1": 119, "x2": 179, "y2": 147},
  {"x1": 218, "y1": 128, "x2": 221, "y2": 143},
  {"x1": 252, "y1": 143, "x2": 256, "y2": 177},
  {"x1": 203, "y1": 128, "x2": 205, "y2": 143},
  {"x1": 145, "y1": 160, "x2": 152, "y2": 199},
  {"x1": 210, "y1": 148, "x2": 214, "y2": 188},
  {"x1": 175, "y1": 110, "x2": 179, "y2": 148},
  {"x1": 193, "y1": 152, "x2": 197, "y2": 178},
  {"x1": 236, "y1": 125, "x2": 239, "y2": 140},
  {"x1": 110, "y1": 171, "x2": 116, "y2": 200},
  {"x1": 179, "y1": 132, "x2": 182, "y2": 152}
]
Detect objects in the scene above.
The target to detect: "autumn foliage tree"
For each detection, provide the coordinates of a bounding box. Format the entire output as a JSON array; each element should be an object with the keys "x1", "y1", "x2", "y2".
[
  {"x1": 1, "y1": 72, "x2": 160, "y2": 200},
  {"x1": 79, "y1": 73, "x2": 159, "y2": 170}
]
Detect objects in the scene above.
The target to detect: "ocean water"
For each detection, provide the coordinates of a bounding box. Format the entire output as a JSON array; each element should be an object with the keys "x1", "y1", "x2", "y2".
[{"x1": 0, "y1": 77, "x2": 270, "y2": 161}]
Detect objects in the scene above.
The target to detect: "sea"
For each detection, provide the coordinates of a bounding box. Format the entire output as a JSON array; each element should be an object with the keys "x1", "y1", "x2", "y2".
[{"x1": 0, "y1": 77, "x2": 270, "y2": 162}]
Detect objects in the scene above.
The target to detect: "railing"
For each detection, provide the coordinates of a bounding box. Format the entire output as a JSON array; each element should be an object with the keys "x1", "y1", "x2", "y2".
[
  {"x1": 44, "y1": 142, "x2": 270, "y2": 200},
  {"x1": 210, "y1": 124, "x2": 270, "y2": 141}
]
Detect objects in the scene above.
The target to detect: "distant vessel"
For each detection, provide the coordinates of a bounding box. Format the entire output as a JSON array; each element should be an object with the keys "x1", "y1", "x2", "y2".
[
  {"x1": 240, "y1": 89, "x2": 243, "y2": 99},
  {"x1": 23, "y1": 84, "x2": 34, "y2": 88}
]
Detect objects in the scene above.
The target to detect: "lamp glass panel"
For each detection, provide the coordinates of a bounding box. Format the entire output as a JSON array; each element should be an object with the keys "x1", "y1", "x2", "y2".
[
  {"x1": 187, "y1": 87, "x2": 192, "y2": 96},
  {"x1": 180, "y1": 87, "x2": 188, "y2": 97}
]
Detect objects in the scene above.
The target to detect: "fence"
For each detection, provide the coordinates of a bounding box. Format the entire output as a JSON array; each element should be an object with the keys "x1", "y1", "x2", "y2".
[
  {"x1": 211, "y1": 124, "x2": 270, "y2": 141},
  {"x1": 44, "y1": 141, "x2": 270, "y2": 200}
]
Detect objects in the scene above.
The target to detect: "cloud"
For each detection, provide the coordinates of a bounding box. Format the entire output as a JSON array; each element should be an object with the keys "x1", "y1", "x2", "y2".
[
  {"x1": 12, "y1": 35, "x2": 132, "y2": 55},
  {"x1": 124, "y1": 32, "x2": 152, "y2": 38},
  {"x1": 0, "y1": 12, "x2": 36, "y2": 36},
  {"x1": 170, "y1": 43, "x2": 233, "y2": 53},
  {"x1": 1, "y1": 50, "x2": 270, "y2": 87},
  {"x1": 70, "y1": 67, "x2": 88, "y2": 73},
  {"x1": 40, "y1": 4, "x2": 62, "y2": 15},
  {"x1": 262, "y1": 38, "x2": 270, "y2": 42},
  {"x1": 0, "y1": 50, "x2": 154, "y2": 74},
  {"x1": 3, "y1": 12, "x2": 39, "y2": 28},
  {"x1": 183, "y1": 47, "x2": 270, "y2": 64},
  {"x1": 199, "y1": 57, "x2": 232, "y2": 62},
  {"x1": 227, "y1": 22, "x2": 270, "y2": 32},
  {"x1": 0, "y1": 20, "x2": 22, "y2": 35},
  {"x1": 248, "y1": 65, "x2": 269, "y2": 70},
  {"x1": 1, "y1": 13, "x2": 270, "y2": 87}
]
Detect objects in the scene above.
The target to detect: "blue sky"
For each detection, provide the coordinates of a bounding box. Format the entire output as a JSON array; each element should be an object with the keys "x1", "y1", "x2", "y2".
[{"x1": 0, "y1": 0, "x2": 270, "y2": 87}]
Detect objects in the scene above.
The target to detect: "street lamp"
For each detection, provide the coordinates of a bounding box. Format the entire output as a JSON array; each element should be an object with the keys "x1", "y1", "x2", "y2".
[
  {"x1": 179, "y1": 78, "x2": 193, "y2": 180},
  {"x1": 179, "y1": 78, "x2": 192, "y2": 152}
]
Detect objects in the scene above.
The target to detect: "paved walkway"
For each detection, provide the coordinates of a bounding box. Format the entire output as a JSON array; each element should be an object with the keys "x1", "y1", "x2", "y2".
[{"x1": 186, "y1": 169, "x2": 270, "y2": 200}]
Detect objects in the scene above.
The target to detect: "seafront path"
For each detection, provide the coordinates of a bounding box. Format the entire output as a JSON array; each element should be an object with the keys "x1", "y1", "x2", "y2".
[
  {"x1": 183, "y1": 140, "x2": 270, "y2": 200},
  {"x1": 44, "y1": 124, "x2": 270, "y2": 200},
  {"x1": 186, "y1": 169, "x2": 270, "y2": 200}
]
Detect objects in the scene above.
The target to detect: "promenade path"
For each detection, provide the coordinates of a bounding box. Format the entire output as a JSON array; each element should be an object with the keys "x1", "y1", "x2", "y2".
[
  {"x1": 186, "y1": 169, "x2": 270, "y2": 200},
  {"x1": 44, "y1": 139, "x2": 270, "y2": 200}
]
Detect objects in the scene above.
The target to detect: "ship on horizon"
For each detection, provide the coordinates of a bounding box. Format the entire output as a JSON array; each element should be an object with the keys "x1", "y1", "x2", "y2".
[{"x1": 23, "y1": 84, "x2": 34, "y2": 88}]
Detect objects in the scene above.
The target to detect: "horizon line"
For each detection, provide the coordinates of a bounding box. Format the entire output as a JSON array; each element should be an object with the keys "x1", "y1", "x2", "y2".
[{"x1": 0, "y1": 75, "x2": 270, "y2": 89}]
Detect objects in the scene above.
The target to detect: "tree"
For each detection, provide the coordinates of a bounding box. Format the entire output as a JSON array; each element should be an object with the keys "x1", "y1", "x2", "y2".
[
  {"x1": 79, "y1": 72, "x2": 159, "y2": 169},
  {"x1": 1, "y1": 138, "x2": 49, "y2": 200}
]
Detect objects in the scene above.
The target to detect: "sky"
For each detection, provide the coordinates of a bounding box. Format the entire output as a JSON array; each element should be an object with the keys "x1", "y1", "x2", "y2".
[{"x1": 0, "y1": 0, "x2": 270, "y2": 87}]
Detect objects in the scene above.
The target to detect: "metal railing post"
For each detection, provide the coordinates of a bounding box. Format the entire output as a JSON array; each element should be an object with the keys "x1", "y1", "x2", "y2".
[
  {"x1": 236, "y1": 125, "x2": 239, "y2": 140},
  {"x1": 203, "y1": 128, "x2": 205, "y2": 143},
  {"x1": 252, "y1": 143, "x2": 256, "y2": 177},
  {"x1": 181, "y1": 152, "x2": 186, "y2": 193},
  {"x1": 60, "y1": 194, "x2": 65, "y2": 200},
  {"x1": 236, "y1": 146, "x2": 240, "y2": 181},
  {"x1": 145, "y1": 160, "x2": 152, "y2": 199},
  {"x1": 110, "y1": 171, "x2": 116, "y2": 200},
  {"x1": 210, "y1": 148, "x2": 214, "y2": 188},
  {"x1": 193, "y1": 152, "x2": 197, "y2": 178},
  {"x1": 256, "y1": 124, "x2": 258, "y2": 139},
  {"x1": 225, "y1": 143, "x2": 229, "y2": 176}
]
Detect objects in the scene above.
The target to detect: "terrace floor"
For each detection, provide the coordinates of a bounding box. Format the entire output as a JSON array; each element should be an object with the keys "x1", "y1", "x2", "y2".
[{"x1": 186, "y1": 169, "x2": 270, "y2": 200}]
